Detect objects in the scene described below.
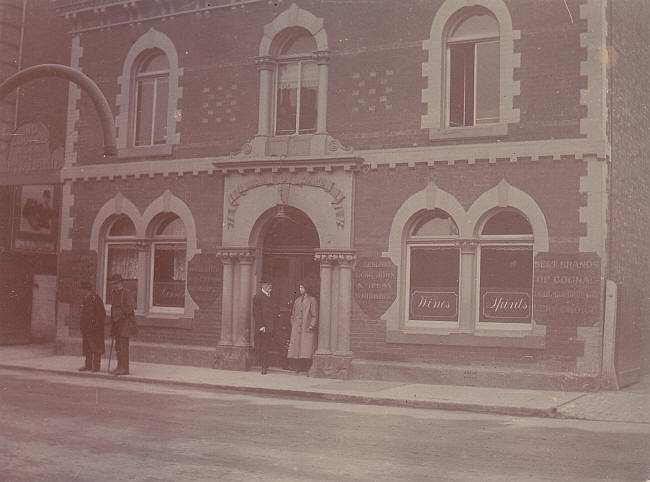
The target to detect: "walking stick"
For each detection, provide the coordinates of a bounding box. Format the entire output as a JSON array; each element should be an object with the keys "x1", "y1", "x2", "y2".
[{"x1": 107, "y1": 336, "x2": 114, "y2": 373}]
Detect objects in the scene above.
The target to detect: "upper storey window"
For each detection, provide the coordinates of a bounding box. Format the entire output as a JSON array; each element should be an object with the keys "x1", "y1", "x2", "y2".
[
  {"x1": 275, "y1": 32, "x2": 318, "y2": 136},
  {"x1": 134, "y1": 51, "x2": 169, "y2": 146},
  {"x1": 447, "y1": 12, "x2": 499, "y2": 127}
]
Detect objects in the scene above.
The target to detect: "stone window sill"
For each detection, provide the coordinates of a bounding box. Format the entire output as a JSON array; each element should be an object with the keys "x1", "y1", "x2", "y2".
[
  {"x1": 135, "y1": 313, "x2": 193, "y2": 330},
  {"x1": 117, "y1": 144, "x2": 173, "y2": 159},
  {"x1": 429, "y1": 123, "x2": 508, "y2": 141},
  {"x1": 386, "y1": 328, "x2": 545, "y2": 349}
]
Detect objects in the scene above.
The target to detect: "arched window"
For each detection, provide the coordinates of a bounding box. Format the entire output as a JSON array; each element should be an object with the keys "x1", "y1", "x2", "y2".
[
  {"x1": 446, "y1": 10, "x2": 500, "y2": 127},
  {"x1": 406, "y1": 209, "x2": 460, "y2": 323},
  {"x1": 274, "y1": 30, "x2": 318, "y2": 135},
  {"x1": 150, "y1": 214, "x2": 187, "y2": 311},
  {"x1": 134, "y1": 50, "x2": 169, "y2": 146},
  {"x1": 104, "y1": 216, "x2": 138, "y2": 304},
  {"x1": 478, "y1": 210, "x2": 533, "y2": 324}
]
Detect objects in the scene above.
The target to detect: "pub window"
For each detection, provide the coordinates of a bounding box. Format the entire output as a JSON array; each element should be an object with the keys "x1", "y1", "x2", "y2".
[
  {"x1": 150, "y1": 214, "x2": 186, "y2": 311},
  {"x1": 447, "y1": 11, "x2": 500, "y2": 127},
  {"x1": 274, "y1": 31, "x2": 318, "y2": 135},
  {"x1": 478, "y1": 210, "x2": 533, "y2": 324},
  {"x1": 104, "y1": 216, "x2": 138, "y2": 305},
  {"x1": 133, "y1": 50, "x2": 169, "y2": 146},
  {"x1": 407, "y1": 209, "x2": 460, "y2": 323}
]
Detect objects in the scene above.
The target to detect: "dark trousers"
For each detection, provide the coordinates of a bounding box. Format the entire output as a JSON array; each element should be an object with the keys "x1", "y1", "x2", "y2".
[
  {"x1": 256, "y1": 333, "x2": 273, "y2": 369},
  {"x1": 83, "y1": 352, "x2": 101, "y2": 371},
  {"x1": 115, "y1": 336, "x2": 130, "y2": 371}
]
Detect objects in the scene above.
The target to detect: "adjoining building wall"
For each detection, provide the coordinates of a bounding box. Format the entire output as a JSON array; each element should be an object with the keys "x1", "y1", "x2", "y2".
[{"x1": 609, "y1": 0, "x2": 650, "y2": 383}]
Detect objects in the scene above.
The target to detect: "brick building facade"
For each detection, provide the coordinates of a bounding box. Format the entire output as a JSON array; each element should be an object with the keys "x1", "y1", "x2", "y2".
[{"x1": 2, "y1": 0, "x2": 648, "y2": 389}]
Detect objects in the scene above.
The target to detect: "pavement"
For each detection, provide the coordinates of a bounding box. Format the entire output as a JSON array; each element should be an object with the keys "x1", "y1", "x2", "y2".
[{"x1": 1, "y1": 343, "x2": 648, "y2": 423}]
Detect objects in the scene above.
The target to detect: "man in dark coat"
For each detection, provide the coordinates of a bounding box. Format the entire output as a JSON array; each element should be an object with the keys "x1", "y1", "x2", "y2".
[
  {"x1": 252, "y1": 280, "x2": 277, "y2": 374},
  {"x1": 109, "y1": 274, "x2": 138, "y2": 376},
  {"x1": 78, "y1": 280, "x2": 106, "y2": 372}
]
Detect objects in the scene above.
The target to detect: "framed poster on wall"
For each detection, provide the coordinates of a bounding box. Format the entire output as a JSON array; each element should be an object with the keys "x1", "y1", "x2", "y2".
[{"x1": 11, "y1": 184, "x2": 59, "y2": 253}]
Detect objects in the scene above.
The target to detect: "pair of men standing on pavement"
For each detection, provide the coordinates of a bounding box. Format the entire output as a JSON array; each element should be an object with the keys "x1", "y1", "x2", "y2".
[
  {"x1": 253, "y1": 280, "x2": 318, "y2": 375},
  {"x1": 78, "y1": 274, "x2": 137, "y2": 376}
]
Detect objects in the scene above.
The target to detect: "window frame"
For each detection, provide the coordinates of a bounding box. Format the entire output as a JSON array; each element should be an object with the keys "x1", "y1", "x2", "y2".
[
  {"x1": 133, "y1": 51, "x2": 170, "y2": 147},
  {"x1": 404, "y1": 210, "x2": 461, "y2": 329},
  {"x1": 273, "y1": 54, "x2": 319, "y2": 136},
  {"x1": 148, "y1": 215, "x2": 187, "y2": 315},
  {"x1": 103, "y1": 216, "x2": 138, "y2": 308},
  {"x1": 475, "y1": 209, "x2": 535, "y2": 330}
]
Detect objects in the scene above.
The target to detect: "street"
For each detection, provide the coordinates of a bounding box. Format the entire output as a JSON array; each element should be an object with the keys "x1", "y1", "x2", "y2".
[{"x1": 1, "y1": 368, "x2": 649, "y2": 482}]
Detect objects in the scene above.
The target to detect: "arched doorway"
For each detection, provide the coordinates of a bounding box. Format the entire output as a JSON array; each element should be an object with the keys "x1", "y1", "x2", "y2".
[{"x1": 260, "y1": 205, "x2": 320, "y2": 361}]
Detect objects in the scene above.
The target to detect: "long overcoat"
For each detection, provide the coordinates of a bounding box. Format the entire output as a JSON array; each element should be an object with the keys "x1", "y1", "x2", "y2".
[
  {"x1": 81, "y1": 292, "x2": 106, "y2": 355},
  {"x1": 287, "y1": 294, "x2": 318, "y2": 359},
  {"x1": 110, "y1": 288, "x2": 138, "y2": 337},
  {"x1": 253, "y1": 290, "x2": 277, "y2": 350}
]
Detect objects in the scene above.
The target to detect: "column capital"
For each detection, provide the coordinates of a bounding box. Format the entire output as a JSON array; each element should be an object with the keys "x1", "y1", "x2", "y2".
[
  {"x1": 314, "y1": 249, "x2": 356, "y2": 266},
  {"x1": 215, "y1": 247, "x2": 256, "y2": 262},
  {"x1": 254, "y1": 56, "x2": 275, "y2": 71},
  {"x1": 314, "y1": 50, "x2": 330, "y2": 65},
  {"x1": 455, "y1": 239, "x2": 477, "y2": 254}
]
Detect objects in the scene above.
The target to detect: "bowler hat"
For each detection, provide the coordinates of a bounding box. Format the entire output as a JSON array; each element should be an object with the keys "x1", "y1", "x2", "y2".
[
  {"x1": 109, "y1": 273, "x2": 124, "y2": 283},
  {"x1": 79, "y1": 280, "x2": 92, "y2": 290}
]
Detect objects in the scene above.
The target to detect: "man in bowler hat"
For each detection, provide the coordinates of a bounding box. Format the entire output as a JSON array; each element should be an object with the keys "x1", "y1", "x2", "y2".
[
  {"x1": 109, "y1": 274, "x2": 138, "y2": 376},
  {"x1": 252, "y1": 280, "x2": 277, "y2": 374},
  {"x1": 78, "y1": 280, "x2": 106, "y2": 372}
]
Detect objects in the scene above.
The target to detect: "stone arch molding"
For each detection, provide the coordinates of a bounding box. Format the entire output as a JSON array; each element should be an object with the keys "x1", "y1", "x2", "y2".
[
  {"x1": 259, "y1": 3, "x2": 328, "y2": 56},
  {"x1": 386, "y1": 179, "x2": 548, "y2": 262},
  {"x1": 115, "y1": 28, "x2": 183, "y2": 149},
  {"x1": 90, "y1": 190, "x2": 199, "y2": 259},
  {"x1": 223, "y1": 174, "x2": 351, "y2": 249}
]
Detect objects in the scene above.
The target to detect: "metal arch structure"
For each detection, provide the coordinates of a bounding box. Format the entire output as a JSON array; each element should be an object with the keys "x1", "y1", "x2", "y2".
[{"x1": 0, "y1": 64, "x2": 117, "y2": 156}]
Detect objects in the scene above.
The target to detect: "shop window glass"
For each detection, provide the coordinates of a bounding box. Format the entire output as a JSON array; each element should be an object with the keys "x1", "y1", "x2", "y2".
[
  {"x1": 407, "y1": 210, "x2": 460, "y2": 322},
  {"x1": 151, "y1": 215, "x2": 186, "y2": 310},
  {"x1": 105, "y1": 245, "x2": 138, "y2": 305},
  {"x1": 479, "y1": 211, "x2": 533, "y2": 323},
  {"x1": 447, "y1": 13, "x2": 499, "y2": 127}
]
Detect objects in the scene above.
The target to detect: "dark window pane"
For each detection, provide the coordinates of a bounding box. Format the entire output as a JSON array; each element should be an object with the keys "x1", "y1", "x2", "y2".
[
  {"x1": 155, "y1": 216, "x2": 185, "y2": 236},
  {"x1": 109, "y1": 217, "x2": 136, "y2": 236},
  {"x1": 153, "y1": 77, "x2": 168, "y2": 145},
  {"x1": 409, "y1": 247, "x2": 459, "y2": 321},
  {"x1": 281, "y1": 33, "x2": 316, "y2": 55},
  {"x1": 482, "y1": 211, "x2": 532, "y2": 235},
  {"x1": 153, "y1": 244, "x2": 186, "y2": 307},
  {"x1": 140, "y1": 52, "x2": 168, "y2": 73},
  {"x1": 479, "y1": 247, "x2": 532, "y2": 323},
  {"x1": 449, "y1": 44, "x2": 474, "y2": 127},
  {"x1": 475, "y1": 40, "x2": 500, "y2": 124},
  {"x1": 299, "y1": 86, "x2": 317, "y2": 134},
  {"x1": 135, "y1": 78, "x2": 154, "y2": 146}
]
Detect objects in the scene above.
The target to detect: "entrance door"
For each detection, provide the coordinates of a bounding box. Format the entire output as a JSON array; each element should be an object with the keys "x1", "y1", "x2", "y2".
[
  {"x1": 260, "y1": 206, "x2": 320, "y2": 363},
  {"x1": 0, "y1": 252, "x2": 33, "y2": 344}
]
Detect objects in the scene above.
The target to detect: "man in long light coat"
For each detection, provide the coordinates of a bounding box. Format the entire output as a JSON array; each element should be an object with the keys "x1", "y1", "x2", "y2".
[{"x1": 287, "y1": 283, "x2": 318, "y2": 373}]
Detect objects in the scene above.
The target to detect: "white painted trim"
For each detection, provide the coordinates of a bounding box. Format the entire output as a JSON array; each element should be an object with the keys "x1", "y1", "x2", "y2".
[{"x1": 259, "y1": 3, "x2": 327, "y2": 57}]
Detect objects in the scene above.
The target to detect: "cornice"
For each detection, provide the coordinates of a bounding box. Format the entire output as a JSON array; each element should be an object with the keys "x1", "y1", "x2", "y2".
[
  {"x1": 55, "y1": 0, "x2": 267, "y2": 34},
  {"x1": 48, "y1": 137, "x2": 610, "y2": 185}
]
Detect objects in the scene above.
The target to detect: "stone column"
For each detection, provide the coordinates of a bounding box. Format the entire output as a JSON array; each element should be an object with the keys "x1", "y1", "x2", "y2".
[
  {"x1": 457, "y1": 240, "x2": 476, "y2": 330},
  {"x1": 214, "y1": 248, "x2": 255, "y2": 371},
  {"x1": 315, "y1": 253, "x2": 333, "y2": 355},
  {"x1": 135, "y1": 241, "x2": 147, "y2": 312},
  {"x1": 315, "y1": 51, "x2": 329, "y2": 134},
  {"x1": 336, "y1": 255, "x2": 355, "y2": 356},
  {"x1": 218, "y1": 256, "x2": 234, "y2": 346},
  {"x1": 234, "y1": 253, "x2": 254, "y2": 347},
  {"x1": 255, "y1": 57, "x2": 274, "y2": 137},
  {"x1": 311, "y1": 250, "x2": 355, "y2": 380}
]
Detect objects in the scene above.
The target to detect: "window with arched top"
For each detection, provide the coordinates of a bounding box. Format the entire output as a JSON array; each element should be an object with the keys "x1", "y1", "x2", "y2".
[
  {"x1": 446, "y1": 10, "x2": 500, "y2": 128},
  {"x1": 406, "y1": 209, "x2": 460, "y2": 323},
  {"x1": 104, "y1": 216, "x2": 138, "y2": 304},
  {"x1": 134, "y1": 50, "x2": 170, "y2": 146},
  {"x1": 478, "y1": 210, "x2": 533, "y2": 324},
  {"x1": 149, "y1": 214, "x2": 187, "y2": 311},
  {"x1": 274, "y1": 30, "x2": 319, "y2": 135}
]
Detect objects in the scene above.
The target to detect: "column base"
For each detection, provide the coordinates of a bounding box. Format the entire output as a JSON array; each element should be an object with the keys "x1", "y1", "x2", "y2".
[
  {"x1": 214, "y1": 345, "x2": 252, "y2": 371},
  {"x1": 310, "y1": 354, "x2": 352, "y2": 380}
]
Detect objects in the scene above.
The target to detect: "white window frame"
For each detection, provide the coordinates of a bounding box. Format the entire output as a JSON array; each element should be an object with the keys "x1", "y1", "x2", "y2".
[
  {"x1": 133, "y1": 53, "x2": 170, "y2": 147},
  {"x1": 273, "y1": 55, "x2": 318, "y2": 136}
]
